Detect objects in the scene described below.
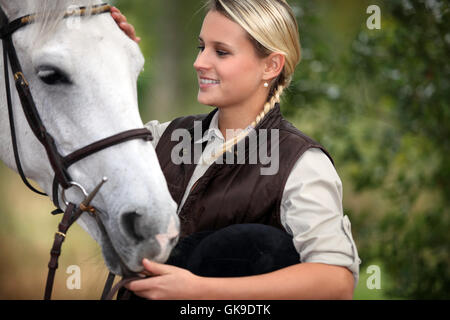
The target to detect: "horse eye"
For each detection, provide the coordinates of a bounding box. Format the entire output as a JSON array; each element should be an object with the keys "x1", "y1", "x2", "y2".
[{"x1": 37, "y1": 68, "x2": 71, "y2": 85}]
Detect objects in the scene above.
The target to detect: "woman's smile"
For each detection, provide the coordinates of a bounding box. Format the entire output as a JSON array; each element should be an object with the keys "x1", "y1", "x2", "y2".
[{"x1": 199, "y1": 77, "x2": 221, "y2": 89}]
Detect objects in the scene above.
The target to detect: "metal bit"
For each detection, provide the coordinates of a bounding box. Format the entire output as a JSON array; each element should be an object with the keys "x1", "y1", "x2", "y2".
[{"x1": 79, "y1": 177, "x2": 108, "y2": 214}]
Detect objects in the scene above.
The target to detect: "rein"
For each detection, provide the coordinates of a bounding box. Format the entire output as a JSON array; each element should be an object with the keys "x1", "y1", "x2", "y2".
[{"x1": 0, "y1": 3, "x2": 148, "y2": 300}]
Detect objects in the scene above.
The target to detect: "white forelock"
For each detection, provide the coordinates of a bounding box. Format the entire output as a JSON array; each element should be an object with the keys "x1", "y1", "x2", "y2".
[{"x1": 23, "y1": 0, "x2": 105, "y2": 46}]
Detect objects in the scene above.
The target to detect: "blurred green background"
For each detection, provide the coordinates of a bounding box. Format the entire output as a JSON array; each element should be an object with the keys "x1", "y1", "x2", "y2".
[{"x1": 0, "y1": 0, "x2": 448, "y2": 299}]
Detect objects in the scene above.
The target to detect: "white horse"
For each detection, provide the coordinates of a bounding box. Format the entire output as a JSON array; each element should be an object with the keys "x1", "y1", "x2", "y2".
[{"x1": 0, "y1": 0, "x2": 179, "y2": 278}]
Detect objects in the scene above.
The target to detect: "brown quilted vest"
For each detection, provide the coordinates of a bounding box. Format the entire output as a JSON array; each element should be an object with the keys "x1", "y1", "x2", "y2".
[{"x1": 155, "y1": 104, "x2": 334, "y2": 238}]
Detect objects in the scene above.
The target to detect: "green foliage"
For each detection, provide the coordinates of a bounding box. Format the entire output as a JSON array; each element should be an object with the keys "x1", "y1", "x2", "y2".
[
  {"x1": 114, "y1": 0, "x2": 205, "y2": 120},
  {"x1": 285, "y1": 0, "x2": 450, "y2": 299}
]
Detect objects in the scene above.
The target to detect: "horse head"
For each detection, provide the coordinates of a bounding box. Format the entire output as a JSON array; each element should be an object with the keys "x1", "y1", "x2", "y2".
[{"x1": 0, "y1": 0, "x2": 179, "y2": 276}]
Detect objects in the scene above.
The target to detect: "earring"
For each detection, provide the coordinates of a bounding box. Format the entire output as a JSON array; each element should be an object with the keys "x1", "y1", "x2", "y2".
[{"x1": 264, "y1": 82, "x2": 269, "y2": 88}]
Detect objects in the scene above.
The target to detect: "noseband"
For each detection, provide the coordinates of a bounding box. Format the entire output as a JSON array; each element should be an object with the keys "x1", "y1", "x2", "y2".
[{"x1": 0, "y1": 3, "x2": 148, "y2": 299}]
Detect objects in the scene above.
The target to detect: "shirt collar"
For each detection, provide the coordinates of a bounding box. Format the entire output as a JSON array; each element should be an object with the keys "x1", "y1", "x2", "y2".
[
  {"x1": 194, "y1": 110, "x2": 224, "y2": 144},
  {"x1": 191, "y1": 103, "x2": 283, "y2": 145}
]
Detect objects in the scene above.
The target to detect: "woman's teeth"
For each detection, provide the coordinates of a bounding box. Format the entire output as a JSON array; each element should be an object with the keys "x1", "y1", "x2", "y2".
[{"x1": 201, "y1": 79, "x2": 220, "y2": 84}]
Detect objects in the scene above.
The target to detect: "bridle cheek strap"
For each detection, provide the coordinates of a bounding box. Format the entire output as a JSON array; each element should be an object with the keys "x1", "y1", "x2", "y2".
[
  {"x1": 1, "y1": 3, "x2": 117, "y2": 192},
  {"x1": 2, "y1": 36, "x2": 47, "y2": 195},
  {"x1": 45, "y1": 203, "x2": 82, "y2": 300}
]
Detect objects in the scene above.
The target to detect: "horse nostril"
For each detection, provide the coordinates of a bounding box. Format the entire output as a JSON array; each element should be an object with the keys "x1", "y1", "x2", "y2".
[
  {"x1": 121, "y1": 212, "x2": 145, "y2": 242},
  {"x1": 169, "y1": 235, "x2": 179, "y2": 247}
]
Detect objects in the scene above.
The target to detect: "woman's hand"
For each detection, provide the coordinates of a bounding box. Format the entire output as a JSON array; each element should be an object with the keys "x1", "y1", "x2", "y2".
[
  {"x1": 125, "y1": 259, "x2": 205, "y2": 300},
  {"x1": 111, "y1": 6, "x2": 141, "y2": 43}
]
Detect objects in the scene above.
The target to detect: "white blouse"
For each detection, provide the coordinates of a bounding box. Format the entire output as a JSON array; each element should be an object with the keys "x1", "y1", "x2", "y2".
[{"x1": 145, "y1": 111, "x2": 361, "y2": 285}]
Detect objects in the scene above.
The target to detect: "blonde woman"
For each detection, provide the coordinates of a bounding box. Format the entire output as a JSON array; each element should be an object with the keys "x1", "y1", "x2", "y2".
[{"x1": 111, "y1": 0, "x2": 360, "y2": 300}]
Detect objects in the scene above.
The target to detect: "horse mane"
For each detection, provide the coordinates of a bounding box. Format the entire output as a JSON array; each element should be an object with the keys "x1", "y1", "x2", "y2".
[{"x1": 24, "y1": 0, "x2": 103, "y2": 44}]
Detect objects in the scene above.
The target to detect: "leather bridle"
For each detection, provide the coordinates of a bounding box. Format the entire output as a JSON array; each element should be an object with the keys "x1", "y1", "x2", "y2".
[{"x1": 0, "y1": 3, "x2": 147, "y2": 300}]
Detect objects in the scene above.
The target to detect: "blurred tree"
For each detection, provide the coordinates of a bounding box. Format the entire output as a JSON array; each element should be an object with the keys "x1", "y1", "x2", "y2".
[
  {"x1": 349, "y1": 0, "x2": 450, "y2": 299},
  {"x1": 285, "y1": 0, "x2": 449, "y2": 299},
  {"x1": 113, "y1": 0, "x2": 204, "y2": 121}
]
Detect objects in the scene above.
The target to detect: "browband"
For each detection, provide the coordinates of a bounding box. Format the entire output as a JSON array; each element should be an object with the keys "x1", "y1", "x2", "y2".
[{"x1": 0, "y1": 3, "x2": 112, "y2": 39}]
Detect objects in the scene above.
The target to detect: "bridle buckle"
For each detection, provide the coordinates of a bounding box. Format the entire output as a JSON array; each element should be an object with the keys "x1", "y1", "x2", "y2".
[{"x1": 14, "y1": 71, "x2": 28, "y2": 86}]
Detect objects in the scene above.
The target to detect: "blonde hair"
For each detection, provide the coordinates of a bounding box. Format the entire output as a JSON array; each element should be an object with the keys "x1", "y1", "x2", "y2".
[{"x1": 203, "y1": 0, "x2": 301, "y2": 161}]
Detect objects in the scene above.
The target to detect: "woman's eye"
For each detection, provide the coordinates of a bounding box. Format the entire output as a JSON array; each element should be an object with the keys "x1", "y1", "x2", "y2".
[
  {"x1": 197, "y1": 45, "x2": 205, "y2": 52},
  {"x1": 37, "y1": 68, "x2": 71, "y2": 85},
  {"x1": 216, "y1": 50, "x2": 228, "y2": 56}
]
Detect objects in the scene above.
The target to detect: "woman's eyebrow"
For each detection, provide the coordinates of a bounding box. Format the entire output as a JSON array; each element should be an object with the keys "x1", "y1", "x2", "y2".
[{"x1": 198, "y1": 36, "x2": 232, "y2": 48}]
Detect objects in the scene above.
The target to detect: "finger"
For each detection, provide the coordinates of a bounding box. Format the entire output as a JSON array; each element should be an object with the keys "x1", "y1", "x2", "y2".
[
  {"x1": 122, "y1": 23, "x2": 136, "y2": 36},
  {"x1": 125, "y1": 277, "x2": 159, "y2": 292},
  {"x1": 112, "y1": 12, "x2": 127, "y2": 23},
  {"x1": 110, "y1": 6, "x2": 121, "y2": 14},
  {"x1": 111, "y1": 11, "x2": 120, "y2": 21},
  {"x1": 118, "y1": 13, "x2": 127, "y2": 22},
  {"x1": 143, "y1": 259, "x2": 178, "y2": 275},
  {"x1": 111, "y1": 13, "x2": 126, "y2": 26},
  {"x1": 110, "y1": 7, "x2": 121, "y2": 18},
  {"x1": 119, "y1": 22, "x2": 133, "y2": 35},
  {"x1": 118, "y1": 23, "x2": 140, "y2": 43},
  {"x1": 138, "y1": 270, "x2": 152, "y2": 277}
]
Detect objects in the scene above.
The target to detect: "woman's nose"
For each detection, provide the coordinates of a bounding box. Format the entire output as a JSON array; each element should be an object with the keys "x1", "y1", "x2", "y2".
[{"x1": 193, "y1": 50, "x2": 211, "y2": 71}]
